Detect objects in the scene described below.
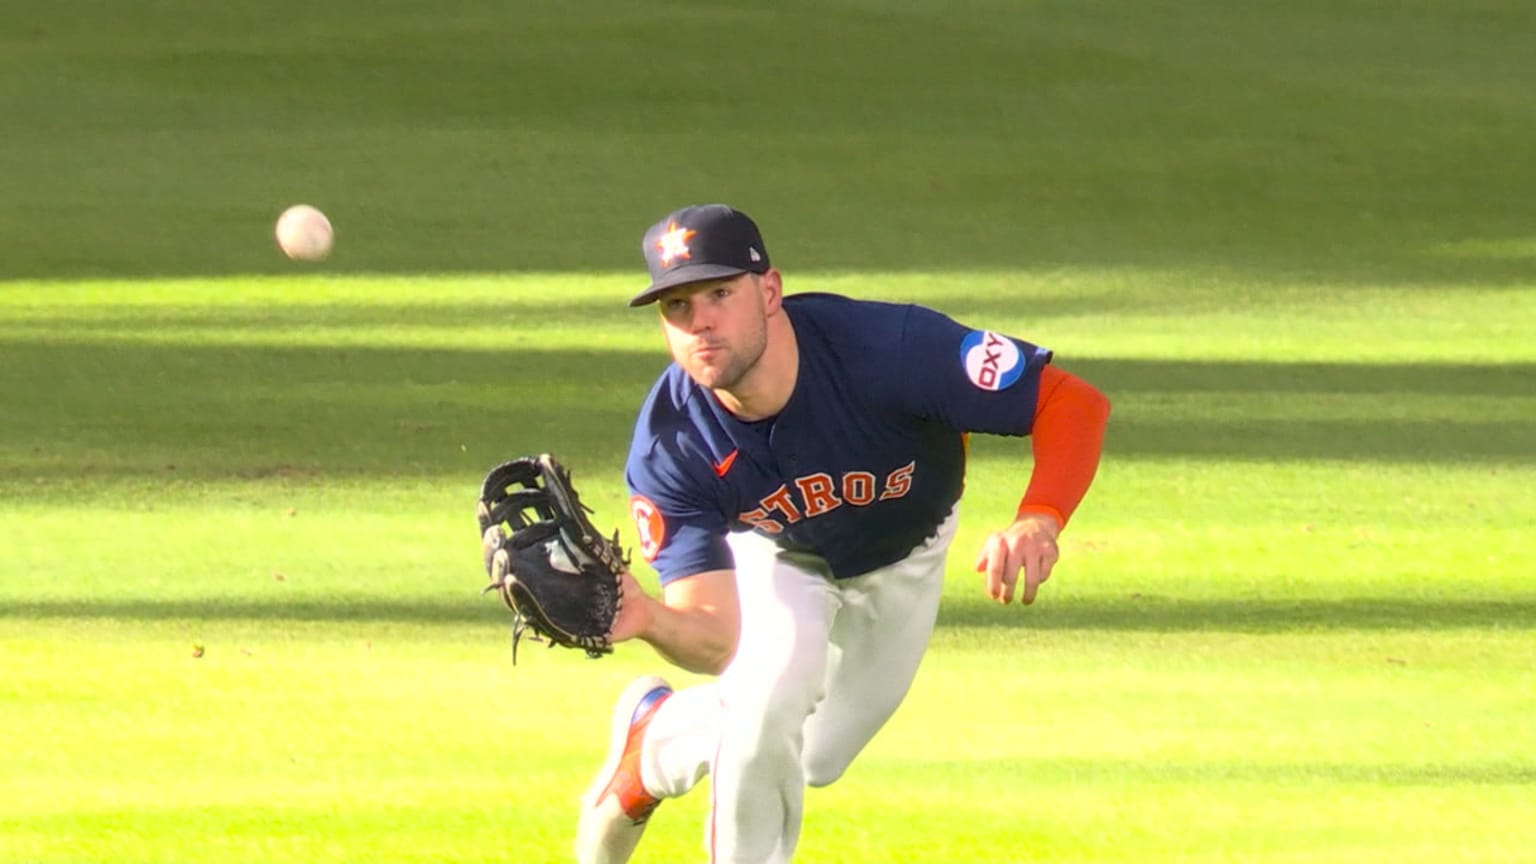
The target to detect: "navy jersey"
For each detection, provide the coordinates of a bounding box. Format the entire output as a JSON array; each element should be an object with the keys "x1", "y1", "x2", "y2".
[{"x1": 625, "y1": 292, "x2": 1053, "y2": 585}]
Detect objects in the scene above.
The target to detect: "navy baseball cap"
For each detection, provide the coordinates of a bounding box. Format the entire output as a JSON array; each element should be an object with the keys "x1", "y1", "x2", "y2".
[{"x1": 631, "y1": 204, "x2": 770, "y2": 307}]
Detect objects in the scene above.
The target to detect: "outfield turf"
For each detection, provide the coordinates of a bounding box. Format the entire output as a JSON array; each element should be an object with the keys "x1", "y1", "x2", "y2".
[{"x1": 3, "y1": 2, "x2": 1535, "y2": 863}]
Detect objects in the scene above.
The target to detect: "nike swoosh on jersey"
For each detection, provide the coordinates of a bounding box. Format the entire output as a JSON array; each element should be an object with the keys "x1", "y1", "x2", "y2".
[{"x1": 712, "y1": 449, "x2": 739, "y2": 477}]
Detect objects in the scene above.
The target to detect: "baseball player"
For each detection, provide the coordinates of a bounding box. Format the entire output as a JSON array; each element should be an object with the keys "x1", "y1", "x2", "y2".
[{"x1": 577, "y1": 204, "x2": 1110, "y2": 863}]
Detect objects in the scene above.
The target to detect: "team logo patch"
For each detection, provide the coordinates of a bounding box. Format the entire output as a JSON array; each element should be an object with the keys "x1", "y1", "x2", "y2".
[
  {"x1": 656, "y1": 222, "x2": 695, "y2": 267},
  {"x1": 630, "y1": 495, "x2": 667, "y2": 562},
  {"x1": 959, "y1": 330, "x2": 1024, "y2": 391}
]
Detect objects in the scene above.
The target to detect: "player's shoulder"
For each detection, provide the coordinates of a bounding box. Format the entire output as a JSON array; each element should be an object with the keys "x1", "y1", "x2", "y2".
[
  {"x1": 784, "y1": 291, "x2": 914, "y2": 333},
  {"x1": 627, "y1": 365, "x2": 722, "y2": 489},
  {"x1": 785, "y1": 291, "x2": 971, "y2": 360},
  {"x1": 782, "y1": 291, "x2": 925, "y2": 357},
  {"x1": 632, "y1": 364, "x2": 707, "y2": 446}
]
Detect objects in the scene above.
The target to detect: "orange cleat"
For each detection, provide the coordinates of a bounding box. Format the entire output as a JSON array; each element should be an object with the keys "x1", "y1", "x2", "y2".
[{"x1": 575, "y1": 676, "x2": 673, "y2": 864}]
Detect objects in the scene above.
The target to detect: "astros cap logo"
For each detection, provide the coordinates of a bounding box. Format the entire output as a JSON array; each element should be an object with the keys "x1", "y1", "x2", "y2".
[
  {"x1": 656, "y1": 222, "x2": 696, "y2": 267},
  {"x1": 632, "y1": 204, "x2": 771, "y2": 307}
]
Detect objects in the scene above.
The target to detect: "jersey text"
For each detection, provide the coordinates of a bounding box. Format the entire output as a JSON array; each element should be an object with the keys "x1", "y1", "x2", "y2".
[{"x1": 739, "y1": 462, "x2": 915, "y2": 534}]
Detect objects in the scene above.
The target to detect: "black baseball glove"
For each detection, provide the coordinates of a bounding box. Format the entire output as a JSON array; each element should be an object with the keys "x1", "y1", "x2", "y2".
[{"x1": 476, "y1": 455, "x2": 626, "y2": 661}]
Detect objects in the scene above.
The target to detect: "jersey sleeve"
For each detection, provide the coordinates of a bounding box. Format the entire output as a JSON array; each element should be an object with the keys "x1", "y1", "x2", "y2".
[
  {"x1": 625, "y1": 442, "x2": 734, "y2": 586},
  {"x1": 894, "y1": 304, "x2": 1054, "y2": 436}
]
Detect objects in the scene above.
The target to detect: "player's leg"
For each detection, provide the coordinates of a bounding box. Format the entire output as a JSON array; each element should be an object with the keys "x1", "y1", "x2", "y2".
[
  {"x1": 800, "y1": 509, "x2": 957, "y2": 787},
  {"x1": 576, "y1": 674, "x2": 680, "y2": 864},
  {"x1": 635, "y1": 683, "x2": 721, "y2": 798},
  {"x1": 579, "y1": 536, "x2": 837, "y2": 864},
  {"x1": 706, "y1": 534, "x2": 841, "y2": 863}
]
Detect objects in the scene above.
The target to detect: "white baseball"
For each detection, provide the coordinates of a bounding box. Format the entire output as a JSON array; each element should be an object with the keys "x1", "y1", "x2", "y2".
[{"x1": 275, "y1": 204, "x2": 334, "y2": 261}]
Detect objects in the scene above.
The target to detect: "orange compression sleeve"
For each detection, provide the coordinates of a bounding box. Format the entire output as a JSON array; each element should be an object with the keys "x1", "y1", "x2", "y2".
[{"x1": 1017, "y1": 364, "x2": 1111, "y2": 529}]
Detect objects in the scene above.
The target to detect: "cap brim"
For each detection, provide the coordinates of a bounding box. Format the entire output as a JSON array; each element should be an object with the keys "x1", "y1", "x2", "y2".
[{"x1": 629, "y1": 264, "x2": 752, "y2": 307}]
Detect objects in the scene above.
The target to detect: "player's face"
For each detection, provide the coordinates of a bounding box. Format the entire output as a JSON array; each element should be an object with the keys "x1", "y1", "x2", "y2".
[{"x1": 656, "y1": 274, "x2": 770, "y2": 392}]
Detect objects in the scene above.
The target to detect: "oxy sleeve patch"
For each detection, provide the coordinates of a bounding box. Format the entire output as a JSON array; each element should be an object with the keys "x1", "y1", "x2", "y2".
[
  {"x1": 959, "y1": 330, "x2": 1024, "y2": 391},
  {"x1": 629, "y1": 494, "x2": 667, "y2": 562}
]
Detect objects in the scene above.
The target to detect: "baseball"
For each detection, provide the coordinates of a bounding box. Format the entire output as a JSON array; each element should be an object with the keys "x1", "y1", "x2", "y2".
[{"x1": 275, "y1": 204, "x2": 334, "y2": 261}]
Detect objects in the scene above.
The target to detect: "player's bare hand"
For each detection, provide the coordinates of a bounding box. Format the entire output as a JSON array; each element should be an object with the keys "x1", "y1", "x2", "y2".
[
  {"x1": 608, "y1": 570, "x2": 656, "y2": 643},
  {"x1": 973, "y1": 513, "x2": 1062, "y2": 605}
]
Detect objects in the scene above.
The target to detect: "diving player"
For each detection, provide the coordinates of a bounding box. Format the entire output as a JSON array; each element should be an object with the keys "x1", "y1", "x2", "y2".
[{"x1": 577, "y1": 204, "x2": 1111, "y2": 864}]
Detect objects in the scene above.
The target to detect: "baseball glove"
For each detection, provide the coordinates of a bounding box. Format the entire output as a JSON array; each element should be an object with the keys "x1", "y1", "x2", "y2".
[{"x1": 476, "y1": 454, "x2": 626, "y2": 662}]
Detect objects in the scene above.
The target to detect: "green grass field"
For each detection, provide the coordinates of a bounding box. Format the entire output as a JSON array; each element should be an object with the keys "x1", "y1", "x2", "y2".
[{"x1": 3, "y1": 2, "x2": 1534, "y2": 862}]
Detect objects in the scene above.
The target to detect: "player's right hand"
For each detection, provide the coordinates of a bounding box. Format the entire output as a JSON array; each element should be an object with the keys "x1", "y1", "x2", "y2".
[{"x1": 973, "y1": 513, "x2": 1062, "y2": 605}]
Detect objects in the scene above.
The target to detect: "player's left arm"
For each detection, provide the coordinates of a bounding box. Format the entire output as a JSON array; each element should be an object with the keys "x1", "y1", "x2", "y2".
[
  {"x1": 610, "y1": 567, "x2": 740, "y2": 675},
  {"x1": 974, "y1": 364, "x2": 1111, "y2": 605}
]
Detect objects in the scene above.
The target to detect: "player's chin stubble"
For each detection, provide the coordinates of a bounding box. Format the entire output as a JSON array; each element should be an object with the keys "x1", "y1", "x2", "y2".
[
  {"x1": 677, "y1": 330, "x2": 765, "y2": 393},
  {"x1": 684, "y1": 346, "x2": 750, "y2": 391}
]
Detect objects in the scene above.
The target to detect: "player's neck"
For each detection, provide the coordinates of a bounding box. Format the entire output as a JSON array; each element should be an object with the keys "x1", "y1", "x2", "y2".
[{"x1": 713, "y1": 314, "x2": 798, "y2": 422}]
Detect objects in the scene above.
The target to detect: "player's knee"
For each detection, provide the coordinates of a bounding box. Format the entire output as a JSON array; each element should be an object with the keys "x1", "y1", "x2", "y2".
[
  {"x1": 721, "y1": 657, "x2": 826, "y2": 727},
  {"x1": 736, "y1": 684, "x2": 820, "y2": 742},
  {"x1": 802, "y1": 748, "x2": 854, "y2": 788},
  {"x1": 802, "y1": 759, "x2": 847, "y2": 788}
]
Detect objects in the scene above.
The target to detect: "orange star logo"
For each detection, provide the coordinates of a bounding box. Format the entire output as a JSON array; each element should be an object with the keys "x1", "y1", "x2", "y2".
[{"x1": 656, "y1": 222, "x2": 696, "y2": 266}]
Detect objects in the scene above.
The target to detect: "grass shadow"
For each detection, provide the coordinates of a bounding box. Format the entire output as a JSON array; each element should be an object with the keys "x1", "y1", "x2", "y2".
[
  {"x1": 938, "y1": 595, "x2": 1536, "y2": 633},
  {"x1": 6, "y1": 595, "x2": 1531, "y2": 634},
  {"x1": 3, "y1": 342, "x2": 1530, "y2": 490}
]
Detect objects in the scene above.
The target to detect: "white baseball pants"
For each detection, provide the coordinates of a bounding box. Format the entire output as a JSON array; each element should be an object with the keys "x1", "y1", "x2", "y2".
[{"x1": 637, "y1": 510, "x2": 958, "y2": 863}]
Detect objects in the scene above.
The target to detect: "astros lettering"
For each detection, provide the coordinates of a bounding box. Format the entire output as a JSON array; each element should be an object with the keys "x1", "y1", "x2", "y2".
[{"x1": 738, "y1": 462, "x2": 915, "y2": 534}]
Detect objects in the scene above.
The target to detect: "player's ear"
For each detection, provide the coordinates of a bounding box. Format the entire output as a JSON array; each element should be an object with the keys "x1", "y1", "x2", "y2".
[{"x1": 759, "y1": 268, "x2": 784, "y2": 313}]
